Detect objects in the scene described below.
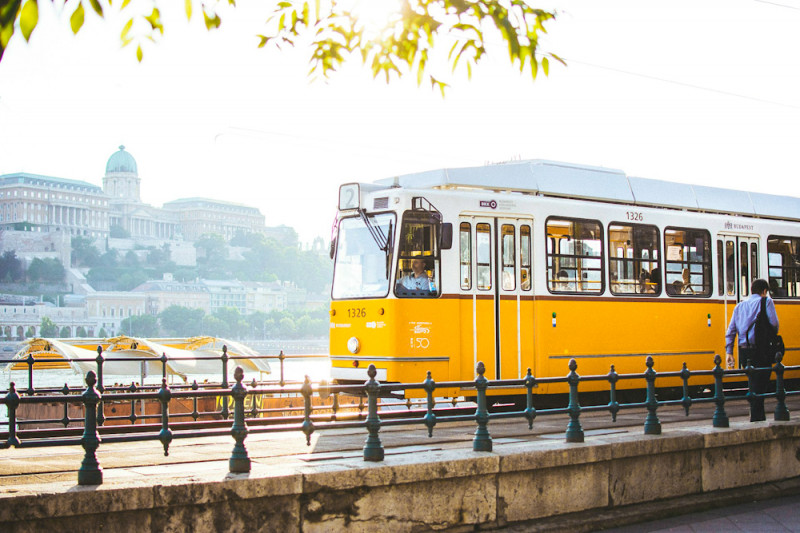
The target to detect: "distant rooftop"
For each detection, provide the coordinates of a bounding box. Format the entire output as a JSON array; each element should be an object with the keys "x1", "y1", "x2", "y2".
[
  {"x1": 163, "y1": 197, "x2": 262, "y2": 214},
  {"x1": 0, "y1": 172, "x2": 103, "y2": 193}
]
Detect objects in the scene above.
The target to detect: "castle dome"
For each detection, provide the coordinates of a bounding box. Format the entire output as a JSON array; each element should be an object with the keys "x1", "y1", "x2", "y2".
[{"x1": 105, "y1": 145, "x2": 138, "y2": 175}]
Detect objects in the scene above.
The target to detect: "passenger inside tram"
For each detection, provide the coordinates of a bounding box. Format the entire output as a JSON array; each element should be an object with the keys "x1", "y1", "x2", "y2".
[
  {"x1": 556, "y1": 270, "x2": 574, "y2": 291},
  {"x1": 681, "y1": 268, "x2": 695, "y2": 294}
]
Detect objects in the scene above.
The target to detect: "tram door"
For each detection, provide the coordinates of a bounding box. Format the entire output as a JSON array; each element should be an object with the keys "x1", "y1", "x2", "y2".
[
  {"x1": 718, "y1": 234, "x2": 760, "y2": 304},
  {"x1": 460, "y1": 216, "x2": 534, "y2": 380}
]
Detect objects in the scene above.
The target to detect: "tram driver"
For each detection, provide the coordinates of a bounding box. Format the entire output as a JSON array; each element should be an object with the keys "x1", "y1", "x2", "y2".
[{"x1": 398, "y1": 257, "x2": 436, "y2": 293}]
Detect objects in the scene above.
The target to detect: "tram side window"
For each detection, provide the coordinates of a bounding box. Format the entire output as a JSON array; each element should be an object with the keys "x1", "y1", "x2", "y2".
[
  {"x1": 501, "y1": 225, "x2": 515, "y2": 290},
  {"x1": 546, "y1": 217, "x2": 603, "y2": 294},
  {"x1": 664, "y1": 227, "x2": 711, "y2": 297},
  {"x1": 608, "y1": 223, "x2": 660, "y2": 295},
  {"x1": 460, "y1": 222, "x2": 471, "y2": 290},
  {"x1": 767, "y1": 235, "x2": 800, "y2": 298},
  {"x1": 716, "y1": 240, "x2": 724, "y2": 296},
  {"x1": 395, "y1": 213, "x2": 440, "y2": 298},
  {"x1": 740, "y1": 242, "x2": 750, "y2": 297},
  {"x1": 520, "y1": 225, "x2": 532, "y2": 291},
  {"x1": 725, "y1": 240, "x2": 735, "y2": 296},
  {"x1": 476, "y1": 223, "x2": 492, "y2": 290}
]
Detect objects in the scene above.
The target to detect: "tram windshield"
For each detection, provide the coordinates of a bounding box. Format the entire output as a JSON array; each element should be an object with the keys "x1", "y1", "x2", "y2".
[{"x1": 332, "y1": 213, "x2": 395, "y2": 299}]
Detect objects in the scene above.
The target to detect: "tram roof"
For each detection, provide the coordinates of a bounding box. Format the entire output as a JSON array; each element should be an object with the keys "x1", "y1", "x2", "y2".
[{"x1": 375, "y1": 160, "x2": 800, "y2": 221}]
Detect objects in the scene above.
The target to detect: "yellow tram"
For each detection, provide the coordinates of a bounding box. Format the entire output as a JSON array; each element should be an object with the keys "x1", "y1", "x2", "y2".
[{"x1": 328, "y1": 160, "x2": 800, "y2": 399}]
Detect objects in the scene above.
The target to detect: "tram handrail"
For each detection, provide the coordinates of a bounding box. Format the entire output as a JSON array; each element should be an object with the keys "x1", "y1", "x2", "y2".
[{"x1": 1, "y1": 351, "x2": 796, "y2": 485}]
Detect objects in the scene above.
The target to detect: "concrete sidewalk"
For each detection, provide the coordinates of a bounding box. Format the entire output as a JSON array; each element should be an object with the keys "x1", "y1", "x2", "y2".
[
  {"x1": 2, "y1": 398, "x2": 799, "y2": 532},
  {"x1": 603, "y1": 492, "x2": 800, "y2": 532}
]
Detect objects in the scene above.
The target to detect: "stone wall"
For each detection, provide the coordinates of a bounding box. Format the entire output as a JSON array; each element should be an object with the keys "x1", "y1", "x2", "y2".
[
  {"x1": 1, "y1": 421, "x2": 799, "y2": 532},
  {"x1": 0, "y1": 230, "x2": 71, "y2": 266}
]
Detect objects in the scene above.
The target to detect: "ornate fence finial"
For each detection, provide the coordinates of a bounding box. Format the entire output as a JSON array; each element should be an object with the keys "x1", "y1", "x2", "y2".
[
  {"x1": 643, "y1": 356, "x2": 661, "y2": 435},
  {"x1": 712, "y1": 354, "x2": 729, "y2": 428},
  {"x1": 473, "y1": 361, "x2": 492, "y2": 452},
  {"x1": 78, "y1": 371, "x2": 103, "y2": 486},
  {"x1": 565, "y1": 358, "x2": 584, "y2": 443},
  {"x1": 363, "y1": 364, "x2": 384, "y2": 461},
  {"x1": 229, "y1": 366, "x2": 251, "y2": 473}
]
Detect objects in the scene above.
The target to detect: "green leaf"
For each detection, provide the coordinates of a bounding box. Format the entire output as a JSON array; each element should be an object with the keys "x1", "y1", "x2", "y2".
[
  {"x1": 20, "y1": 0, "x2": 37, "y2": 42},
  {"x1": 145, "y1": 7, "x2": 163, "y2": 34},
  {"x1": 203, "y1": 10, "x2": 221, "y2": 30},
  {"x1": 136, "y1": 44, "x2": 143, "y2": 62},
  {"x1": 121, "y1": 0, "x2": 132, "y2": 9},
  {"x1": 88, "y1": 0, "x2": 103, "y2": 17},
  {"x1": 542, "y1": 56, "x2": 549, "y2": 76},
  {"x1": 120, "y1": 17, "x2": 133, "y2": 40},
  {"x1": 184, "y1": 0, "x2": 192, "y2": 20},
  {"x1": 70, "y1": 2, "x2": 85, "y2": 34}
]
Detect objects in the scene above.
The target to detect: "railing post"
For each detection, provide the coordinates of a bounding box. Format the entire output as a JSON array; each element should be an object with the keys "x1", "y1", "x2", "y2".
[
  {"x1": 423, "y1": 371, "x2": 437, "y2": 437},
  {"x1": 221, "y1": 346, "x2": 230, "y2": 420},
  {"x1": 712, "y1": 354, "x2": 729, "y2": 428},
  {"x1": 26, "y1": 354, "x2": 34, "y2": 395},
  {"x1": 745, "y1": 360, "x2": 757, "y2": 421},
  {"x1": 157, "y1": 378, "x2": 173, "y2": 456},
  {"x1": 643, "y1": 356, "x2": 661, "y2": 435},
  {"x1": 680, "y1": 362, "x2": 692, "y2": 416},
  {"x1": 191, "y1": 381, "x2": 199, "y2": 421},
  {"x1": 773, "y1": 352, "x2": 790, "y2": 421},
  {"x1": 128, "y1": 382, "x2": 138, "y2": 424},
  {"x1": 301, "y1": 375, "x2": 315, "y2": 446},
  {"x1": 78, "y1": 371, "x2": 102, "y2": 486},
  {"x1": 161, "y1": 351, "x2": 168, "y2": 384},
  {"x1": 473, "y1": 361, "x2": 492, "y2": 452},
  {"x1": 279, "y1": 350, "x2": 286, "y2": 387},
  {"x1": 524, "y1": 368, "x2": 537, "y2": 430},
  {"x1": 95, "y1": 346, "x2": 105, "y2": 426},
  {"x1": 4, "y1": 382, "x2": 20, "y2": 448},
  {"x1": 229, "y1": 366, "x2": 251, "y2": 473},
  {"x1": 607, "y1": 365, "x2": 619, "y2": 422},
  {"x1": 363, "y1": 364, "x2": 384, "y2": 461},
  {"x1": 61, "y1": 383, "x2": 71, "y2": 427},
  {"x1": 565, "y1": 358, "x2": 584, "y2": 443}
]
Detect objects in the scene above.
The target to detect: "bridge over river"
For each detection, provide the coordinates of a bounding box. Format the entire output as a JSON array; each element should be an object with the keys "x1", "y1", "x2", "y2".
[{"x1": 2, "y1": 392, "x2": 800, "y2": 532}]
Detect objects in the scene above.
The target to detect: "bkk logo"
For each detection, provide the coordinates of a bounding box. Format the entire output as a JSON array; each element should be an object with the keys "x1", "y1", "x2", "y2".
[{"x1": 480, "y1": 200, "x2": 498, "y2": 209}]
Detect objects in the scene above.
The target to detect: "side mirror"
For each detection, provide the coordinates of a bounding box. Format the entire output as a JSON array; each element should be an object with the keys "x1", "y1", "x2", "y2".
[
  {"x1": 329, "y1": 238, "x2": 336, "y2": 260},
  {"x1": 440, "y1": 223, "x2": 453, "y2": 250}
]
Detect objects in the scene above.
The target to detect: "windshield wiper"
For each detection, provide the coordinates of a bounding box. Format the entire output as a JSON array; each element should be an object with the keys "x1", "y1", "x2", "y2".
[{"x1": 359, "y1": 209, "x2": 391, "y2": 251}]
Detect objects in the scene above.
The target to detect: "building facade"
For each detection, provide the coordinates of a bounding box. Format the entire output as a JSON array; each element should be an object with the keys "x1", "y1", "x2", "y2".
[
  {"x1": 0, "y1": 174, "x2": 111, "y2": 238},
  {"x1": 0, "y1": 146, "x2": 266, "y2": 247}
]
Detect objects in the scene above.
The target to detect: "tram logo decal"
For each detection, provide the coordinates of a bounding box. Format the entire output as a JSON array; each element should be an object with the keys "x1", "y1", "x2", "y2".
[
  {"x1": 366, "y1": 321, "x2": 386, "y2": 329},
  {"x1": 409, "y1": 321, "x2": 432, "y2": 350},
  {"x1": 480, "y1": 199, "x2": 517, "y2": 210},
  {"x1": 724, "y1": 221, "x2": 754, "y2": 231},
  {"x1": 411, "y1": 323, "x2": 431, "y2": 334}
]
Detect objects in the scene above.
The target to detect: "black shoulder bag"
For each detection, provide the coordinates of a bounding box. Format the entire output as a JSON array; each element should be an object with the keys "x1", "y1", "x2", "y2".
[{"x1": 753, "y1": 297, "x2": 784, "y2": 367}]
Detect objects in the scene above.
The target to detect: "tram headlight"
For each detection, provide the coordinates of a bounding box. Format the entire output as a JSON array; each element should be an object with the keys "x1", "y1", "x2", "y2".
[{"x1": 347, "y1": 336, "x2": 361, "y2": 354}]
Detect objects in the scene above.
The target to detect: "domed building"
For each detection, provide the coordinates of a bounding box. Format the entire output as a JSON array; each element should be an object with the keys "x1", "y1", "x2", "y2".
[
  {"x1": 103, "y1": 145, "x2": 141, "y2": 202},
  {"x1": 102, "y1": 146, "x2": 180, "y2": 240}
]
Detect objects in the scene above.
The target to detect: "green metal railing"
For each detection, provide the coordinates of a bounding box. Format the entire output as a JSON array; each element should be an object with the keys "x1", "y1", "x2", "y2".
[{"x1": 1, "y1": 351, "x2": 797, "y2": 486}]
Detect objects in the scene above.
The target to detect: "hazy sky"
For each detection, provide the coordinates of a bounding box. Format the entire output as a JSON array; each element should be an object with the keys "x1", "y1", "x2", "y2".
[{"x1": 1, "y1": 0, "x2": 799, "y2": 242}]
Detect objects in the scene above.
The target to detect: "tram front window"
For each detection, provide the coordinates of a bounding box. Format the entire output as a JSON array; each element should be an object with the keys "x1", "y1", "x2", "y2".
[
  {"x1": 395, "y1": 213, "x2": 441, "y2": 298},
  {"x1": 332, "y1": 214, "x2": 395, "y2": 299}
]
